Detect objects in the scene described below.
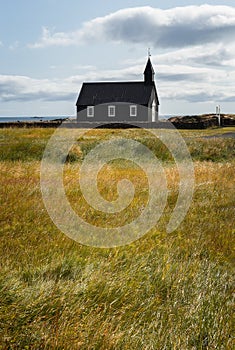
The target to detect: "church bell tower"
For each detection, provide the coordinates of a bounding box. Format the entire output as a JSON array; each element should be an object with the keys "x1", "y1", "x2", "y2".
[{"x1": 144, "y1": 57, "x2": 155, "y2": 85}]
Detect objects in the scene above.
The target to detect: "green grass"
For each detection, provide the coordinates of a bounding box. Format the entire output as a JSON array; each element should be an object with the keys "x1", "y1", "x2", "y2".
[
  {"x1": 0, "y1": 127, "x2": 234, "y2": 349},
  {"x1": 1, "y1": 127, "x2": 234, "y2": 163},
  {"x1": 0, "y1": 128, "x2": 54, "y2": 162}
]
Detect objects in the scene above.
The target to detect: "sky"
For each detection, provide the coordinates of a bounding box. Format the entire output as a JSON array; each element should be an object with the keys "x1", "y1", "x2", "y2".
[{"x1": 0, "y1": 0, "x2": 235, "y2": 116}]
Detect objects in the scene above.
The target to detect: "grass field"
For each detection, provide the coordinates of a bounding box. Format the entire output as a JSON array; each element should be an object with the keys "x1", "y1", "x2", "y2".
[{"x1": 0, "y1": 127, "x2": 234, "y2": 349}]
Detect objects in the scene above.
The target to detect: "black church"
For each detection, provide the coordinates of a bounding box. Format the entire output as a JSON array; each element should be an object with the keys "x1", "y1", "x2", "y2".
[{"x1": 76, "y1": 58, "x2": 159, "y2": 125}]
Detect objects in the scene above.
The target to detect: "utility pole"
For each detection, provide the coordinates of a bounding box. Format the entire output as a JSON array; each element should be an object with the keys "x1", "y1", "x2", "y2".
[{"x1": 216, "y1": 105, "x2": 221, "y2": 127}]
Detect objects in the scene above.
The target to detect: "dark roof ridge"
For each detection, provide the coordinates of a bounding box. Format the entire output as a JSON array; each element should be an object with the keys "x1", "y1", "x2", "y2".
[{"x1": 82, "y1": 81, "x2": 144, "y2": 84}]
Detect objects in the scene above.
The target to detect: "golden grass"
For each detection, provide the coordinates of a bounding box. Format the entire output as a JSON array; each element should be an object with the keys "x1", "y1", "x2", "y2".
[{"x1": 0, "y1": 127, "x2": 234, "y2": 349}]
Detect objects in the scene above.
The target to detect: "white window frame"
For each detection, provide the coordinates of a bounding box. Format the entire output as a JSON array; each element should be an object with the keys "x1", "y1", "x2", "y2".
[
  {"x1": 108, "y1": 105, "x2": 116, "y2": 117},
  {"x1": 87, "y1": 106, "x2": 94, "y2": 118},
  {"x1": 130, "y1": 105, "x2": 137, "y2": 117}
]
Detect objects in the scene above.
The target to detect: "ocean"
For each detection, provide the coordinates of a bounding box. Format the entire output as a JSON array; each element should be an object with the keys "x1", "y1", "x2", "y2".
[
  {"x1": 0, "y1": 115, "x2": 171, "y2": 123},
  {"x1": 0, "y1": 116, "x2": 72, "y2": 123}
]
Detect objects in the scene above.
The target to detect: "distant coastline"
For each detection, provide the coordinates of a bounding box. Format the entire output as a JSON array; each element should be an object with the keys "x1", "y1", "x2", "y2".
[
  {"x1": 0, "y1": 115, "x2": 173, "y2": 123},
  {"x1": 0, "y1": 116, "x2": 71, "y2": 123},
  {"x1": 0, "y1": 114, "x2": 234, "y2": 129}
]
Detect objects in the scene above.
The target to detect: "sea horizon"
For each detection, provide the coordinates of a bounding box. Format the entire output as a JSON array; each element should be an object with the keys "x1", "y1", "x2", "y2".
[
  {"x1": 0, "y1": 116, "x2": 74, "y2": 123},
  {"x1": 0, "y1": 114, "x2": 173, "y2": 123}
]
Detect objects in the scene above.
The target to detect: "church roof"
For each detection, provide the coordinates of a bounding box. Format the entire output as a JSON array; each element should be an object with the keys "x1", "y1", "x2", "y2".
[
  {"x1": 76, "y1": 58, "x2": 159, "y2": 106},
  {"x1": 76, "y1": 81, "x2": 157, "y2": 106}
]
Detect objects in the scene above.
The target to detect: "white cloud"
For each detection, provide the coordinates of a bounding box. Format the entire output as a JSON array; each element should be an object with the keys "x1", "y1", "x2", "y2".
[
  {"x1": 29, "y1": 5, "x2": 235, "y2": 49},
  {"x1": 1, "y1": 38, "x2": 235, "y2": 107},
  {"x1": 7, "y1": 4, "x2": 235, "y2": 113},
  {"x1": 154, "y1": 44, "x2": 235, "y2": 69},
  {"x1": 153, "y1": 46, "x2": 235, "y2": 103},
  {"x1": 29, "y1": 27, "x2": 77, "y2": 48},
  {"x1": 0, "y1": 75, "x2": 76, "y2": 103},
  {"x1": 1, "y1": 56, "x2": 235, "y2": 105}
]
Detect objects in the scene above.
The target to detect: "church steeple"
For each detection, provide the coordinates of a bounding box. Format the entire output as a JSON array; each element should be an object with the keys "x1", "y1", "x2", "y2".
[{"x1": 144, "y1": 57, "x2": 155, "y2": 85}]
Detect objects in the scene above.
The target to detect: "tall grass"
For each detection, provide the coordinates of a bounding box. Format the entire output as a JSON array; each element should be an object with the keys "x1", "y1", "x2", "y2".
[
  {"x1": 0, "y1": 127, "x2": 234, "y2": 163},
  {"x1": 0, "y1": 127, "x2": 234, "y2": 349}
]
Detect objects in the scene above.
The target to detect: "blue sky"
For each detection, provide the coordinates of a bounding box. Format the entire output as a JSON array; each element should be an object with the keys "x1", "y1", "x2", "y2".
[{"x1": 0, "y1": 0, "x2": 235, "y2": 116}]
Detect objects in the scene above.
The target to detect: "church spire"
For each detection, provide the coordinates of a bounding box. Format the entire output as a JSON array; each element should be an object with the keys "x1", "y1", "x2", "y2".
[{"x1": 144, "y1": 56, "x2": 155, "y2": 85}]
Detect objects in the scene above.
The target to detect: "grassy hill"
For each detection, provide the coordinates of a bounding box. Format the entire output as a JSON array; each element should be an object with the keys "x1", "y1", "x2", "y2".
[{"x1": 0, "y1": 127, "x2": 234, "y2": 349}]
